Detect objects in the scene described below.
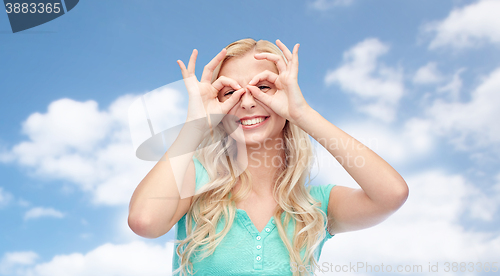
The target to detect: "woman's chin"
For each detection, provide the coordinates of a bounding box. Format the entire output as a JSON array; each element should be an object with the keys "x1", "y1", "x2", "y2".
[{"x1": 243, "y1": 134, "x2": 270, "y2": 148}]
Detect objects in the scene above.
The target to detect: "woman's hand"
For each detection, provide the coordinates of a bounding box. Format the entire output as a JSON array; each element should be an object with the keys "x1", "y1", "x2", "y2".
[
  {"x1": 245, "y1": 40, "x2": 311, "y2": 126},
  {"x1": 177, "y1": 49, "x2": 245, "y2": 130}
]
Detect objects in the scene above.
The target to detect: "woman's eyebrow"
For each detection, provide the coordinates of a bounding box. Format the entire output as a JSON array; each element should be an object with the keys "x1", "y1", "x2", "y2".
[
  {"x1": 254, "y1": 80, "x2": 272, "y2": 85},
  {"x1": 219, "y1": 86, "x2": 234, "y2": 94}
]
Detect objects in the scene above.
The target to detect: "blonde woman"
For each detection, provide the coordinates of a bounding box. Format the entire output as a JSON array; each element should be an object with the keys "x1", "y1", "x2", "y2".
[{"x1": 128, "y1": 38, "x2": 409, "y2": 275}]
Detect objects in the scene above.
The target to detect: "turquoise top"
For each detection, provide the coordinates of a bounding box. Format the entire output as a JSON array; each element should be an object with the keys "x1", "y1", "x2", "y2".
[{"x1": 172, "y1": 157, "x2": 336, "y2": 275}]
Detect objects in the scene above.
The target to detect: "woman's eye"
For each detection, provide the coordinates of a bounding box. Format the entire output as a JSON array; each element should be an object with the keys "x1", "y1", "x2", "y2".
[
  {"x1": 224, "y1": 90, "x2": 235, "y2": 96},
  {"x1": 258, "y1": 85, "x2": 271, "y2": 92}
]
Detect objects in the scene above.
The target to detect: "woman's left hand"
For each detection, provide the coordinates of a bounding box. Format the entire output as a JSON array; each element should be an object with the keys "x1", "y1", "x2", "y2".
[{"x1": 245, "y1": 40, "x2": 311, "y2": 126}]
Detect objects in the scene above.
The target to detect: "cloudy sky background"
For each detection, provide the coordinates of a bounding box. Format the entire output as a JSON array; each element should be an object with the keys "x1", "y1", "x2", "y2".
[{"x1": 1, "y1": 0, "x2": 499, "y2": 275}]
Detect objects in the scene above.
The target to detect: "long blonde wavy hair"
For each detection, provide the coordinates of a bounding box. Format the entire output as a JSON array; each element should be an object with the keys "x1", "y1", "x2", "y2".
[{"x1": 174, "y1": 38, "x2": 327, "y2": 276}]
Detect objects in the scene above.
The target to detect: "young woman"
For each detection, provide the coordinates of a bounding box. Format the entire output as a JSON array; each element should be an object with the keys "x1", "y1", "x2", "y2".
[{"x1": 128, "y1": 38, "x2": 409, "y2": 275}]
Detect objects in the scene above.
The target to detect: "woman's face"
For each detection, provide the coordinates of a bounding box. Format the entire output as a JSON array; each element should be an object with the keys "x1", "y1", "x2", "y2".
[{"x1": 217, "y1": 51, "x2": 287, "y2": 147}]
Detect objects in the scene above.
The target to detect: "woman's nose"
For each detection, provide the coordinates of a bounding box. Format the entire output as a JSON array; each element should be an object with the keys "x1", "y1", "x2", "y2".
[{"x1": 240, "y1": 88, "x2": 256, "y2": 109}]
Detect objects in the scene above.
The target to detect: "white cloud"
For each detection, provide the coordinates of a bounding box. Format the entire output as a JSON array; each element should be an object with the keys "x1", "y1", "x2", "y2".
[
  {"x1": 425, "y1": 0, "x2": 500, "y2": 49},
  {"x1": 309, "y1": 0, "x2": 354, "y2": 10},
  {"x1": 17, "y1": 199, "x2": 30, "y2": 207},
  {"x1": 466, "y1": 185, "x2": 499, "y2": 221},
  {"x1": 470, "y1": 172, "x2": 500, "y2": 221},
  {"x1": 427, "y1": 66, "x2": 500, "y2": 150},
  {"x1": 413, "y1": 62, "x2": 444, "y2": 85},
  {"x1": 318, "y1": 170, "x2": 500, "y2": 272},
  {"x1": 344, "y1": 118, "x2": 434, "y2": 164},
  {"x1": 0, "y1": 251, "x2": 38, "y2": 275},
  {"x1": 0, "y1": 83, "x2": 187, "y2": 206},
  {"x1": 436, "y1": 68, "x2": 466, "y2": 101},
  {"x1": 0, "y1": 242, "x2": 174, "y2": 276},
  {"x1": 325, "y1": 38, "x2": 405, "y2": 122},
  {"x1": 0, "y1": 187, "x2": 13, "y2": 208},
  {"x1": 24, "y1": 207, "x2": 65, "y2": 220}
]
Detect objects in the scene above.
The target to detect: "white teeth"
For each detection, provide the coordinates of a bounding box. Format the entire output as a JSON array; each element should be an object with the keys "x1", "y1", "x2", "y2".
[{"x1": 241, "y1": 117, "x2": 266, "y2": 126}]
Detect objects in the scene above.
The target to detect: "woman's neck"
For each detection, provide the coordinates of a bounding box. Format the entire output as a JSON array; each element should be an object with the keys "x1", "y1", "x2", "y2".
[{"x1": 235, "y1": 137, "x2": 286, "y2": 195}]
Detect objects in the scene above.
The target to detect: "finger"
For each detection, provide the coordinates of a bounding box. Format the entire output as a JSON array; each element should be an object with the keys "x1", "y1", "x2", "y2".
[
  {"x1": 187, "y1": 49, "x2": 198, "y2": 75},
  {"x1": 276, "y1": 39, "x2": 293, "y2": 62},
  {"x1": 201, "y1": 48, "x2": 227, "y2": 83},
  {"x1": 254, "y1": 53, "x2": 287, "y2": 73},
  {"x1": 220, "y1": 88, "x2": 245, "y2": 114},
  {"x1": 246, "y1": 85, "x2": 273, "y2": 107},
  {"x1": 176, "y1": 60, "x2": 188, "y2": 79},
  {"x1": 291, "y1": 44, "x2": 300, "y2": 77},
  {"x1": 212, "y1": 76, "x2": 242, "y2": 92},
  {"x1": 247, "y1": 70, "x2": 279, "y2": 86}
]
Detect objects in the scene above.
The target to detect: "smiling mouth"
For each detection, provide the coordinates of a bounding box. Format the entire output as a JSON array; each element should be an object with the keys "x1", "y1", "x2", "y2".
[{"x1": 238, "y1": 116, "x2": 269, "y2": 126}]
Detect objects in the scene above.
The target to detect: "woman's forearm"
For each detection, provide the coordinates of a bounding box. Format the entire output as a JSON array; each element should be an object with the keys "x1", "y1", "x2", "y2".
[
  {"x1": 128, "y1": 121, "x2": 207, "y2": 238},
  {"x1": 296, "y1": 106, "x2": 408, "y2": 208}
]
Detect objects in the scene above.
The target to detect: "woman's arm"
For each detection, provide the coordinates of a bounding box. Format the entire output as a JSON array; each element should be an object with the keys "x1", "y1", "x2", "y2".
[
  {"x1": 247, "y1": 40, "x2": 408, "y2": 235},
  {"x1": 296, "y1": 107, "x2": 409, "y2": 234},
  {"x1": 128, "y1": 125, "x2": 203, "y2": 239},
  {"x1": 128, "y1": 49, "x2": 245, "y2": 238}
]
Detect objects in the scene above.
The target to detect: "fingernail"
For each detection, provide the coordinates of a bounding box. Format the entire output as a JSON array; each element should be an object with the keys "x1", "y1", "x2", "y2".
[{"x1": 237, "y1": 84, "x2": 242, "y2": 89}]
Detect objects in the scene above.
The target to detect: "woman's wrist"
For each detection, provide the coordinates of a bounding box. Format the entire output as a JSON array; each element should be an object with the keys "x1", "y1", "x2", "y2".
[
  {"x1": 167, "y1": 120, "x2": 207, "y2": 158},
  {"x1": 290, "y1": 104, "x2": 316, "y2": 128},
  {"x1": 185, "y1": 116, "x2": 210, "y2": 132}
]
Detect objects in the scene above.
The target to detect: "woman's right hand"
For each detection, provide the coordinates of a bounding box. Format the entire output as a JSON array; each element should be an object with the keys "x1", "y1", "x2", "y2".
[{"x1": 177, "y1": 49, "x2": 245, "y2": 131}]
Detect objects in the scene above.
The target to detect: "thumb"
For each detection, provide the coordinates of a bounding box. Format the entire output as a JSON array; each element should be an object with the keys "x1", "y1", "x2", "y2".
[
  {"x1": 246, "y1": 85, "x2": 273, "y2": 107},
  {"x1": 220, "y1": 88, "x2": 245, "y2": 114}
]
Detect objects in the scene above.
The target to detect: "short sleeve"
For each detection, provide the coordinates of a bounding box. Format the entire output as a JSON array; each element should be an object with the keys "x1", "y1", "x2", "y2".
[
  {"x1": 309, "y1": 184, "x2": 336, "y2": 239},
  {"x1": 192, "y1": 156, "x2": 210, "y2": 192}
]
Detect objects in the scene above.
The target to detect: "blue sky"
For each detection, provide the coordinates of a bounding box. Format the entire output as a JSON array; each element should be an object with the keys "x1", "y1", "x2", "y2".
[{"x1": 1, "y1": 0, "x2": 499, "y2": 275}]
